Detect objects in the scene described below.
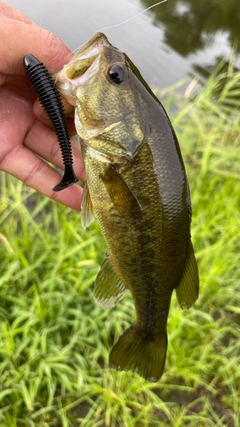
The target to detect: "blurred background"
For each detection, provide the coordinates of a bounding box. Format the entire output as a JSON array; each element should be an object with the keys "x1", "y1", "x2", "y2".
[
  {"x1": 1, "y1": 1, "x2": 240, "y2": 426},
  {"x1": 3, "y1": 0, "x2": 240, "y2": 87}
]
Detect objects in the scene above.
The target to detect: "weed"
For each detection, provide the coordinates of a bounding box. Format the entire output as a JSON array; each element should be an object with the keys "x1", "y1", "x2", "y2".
[{"x1": 0, "y1": 60, "x2": 239, "y2": 426}]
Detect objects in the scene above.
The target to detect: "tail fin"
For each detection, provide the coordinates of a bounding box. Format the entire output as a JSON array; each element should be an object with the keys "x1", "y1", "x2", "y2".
[{"x1": 109, "y1": 325, "x2": 167, "y2": 382}]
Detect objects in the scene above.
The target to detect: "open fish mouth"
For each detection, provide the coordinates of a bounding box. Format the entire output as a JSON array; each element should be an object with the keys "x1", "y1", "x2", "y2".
[{"x1": 55, "y1": 33, "x2": 110, "y2": 105}]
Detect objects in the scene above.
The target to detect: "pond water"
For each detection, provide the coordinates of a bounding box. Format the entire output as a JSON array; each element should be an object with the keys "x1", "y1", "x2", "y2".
[{"x1": 4, "y1": 0, "x2": 240, "y2": 89}]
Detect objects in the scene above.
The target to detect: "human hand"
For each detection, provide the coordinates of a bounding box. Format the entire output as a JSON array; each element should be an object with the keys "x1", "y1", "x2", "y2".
[{"x1": 0, "y1": 2, "x2": 85, "y2": 210}]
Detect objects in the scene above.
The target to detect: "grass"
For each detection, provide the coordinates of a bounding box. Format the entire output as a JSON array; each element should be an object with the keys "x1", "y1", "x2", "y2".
[{"x1": 0, "y1": 59, "x2": 240, "y2": 426}]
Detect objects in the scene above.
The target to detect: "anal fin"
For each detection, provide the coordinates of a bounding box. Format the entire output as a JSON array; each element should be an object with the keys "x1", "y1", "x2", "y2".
[{"x1": 94, "y1": 257, "x2": 127, "y2": 308}]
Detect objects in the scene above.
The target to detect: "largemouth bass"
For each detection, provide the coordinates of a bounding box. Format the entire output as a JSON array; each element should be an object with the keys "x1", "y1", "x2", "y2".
[{"x1": 56, "y1": 33, "x2": 199, "y2": 382}]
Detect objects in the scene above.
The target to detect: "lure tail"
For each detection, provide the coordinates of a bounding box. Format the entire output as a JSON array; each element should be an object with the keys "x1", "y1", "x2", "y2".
[
  {"x1": 109, "y1": 324, "x2": 167, "y2": 382},
  {"x1": 23, "y1": 54, "x2": 78, "y2": 191}
]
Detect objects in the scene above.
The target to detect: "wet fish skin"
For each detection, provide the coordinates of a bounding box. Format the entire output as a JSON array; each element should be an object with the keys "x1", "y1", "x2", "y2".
[{"x1": 56, "y1": 33, "x2": 199, "y2": 381}]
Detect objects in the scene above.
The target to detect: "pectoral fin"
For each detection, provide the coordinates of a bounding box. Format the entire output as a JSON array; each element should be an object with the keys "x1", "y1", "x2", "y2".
[
  {"x1": 176, "y1": 242, "x2": 199, "y2": 309},
  {"x1": 81, "y1": 183, "x2": 95, "y2": 230},
  {"x1": 101, "y1": 166, "x2": 142, "y2": 215},
  {"x1": 94, "y1": 257, "x2": 127, "y2": 308}
]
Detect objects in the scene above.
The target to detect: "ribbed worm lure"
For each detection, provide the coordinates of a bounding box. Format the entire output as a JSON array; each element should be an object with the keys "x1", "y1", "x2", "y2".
[{"x1": 23, "y1": 54, "x2": 78, "y2": 192}]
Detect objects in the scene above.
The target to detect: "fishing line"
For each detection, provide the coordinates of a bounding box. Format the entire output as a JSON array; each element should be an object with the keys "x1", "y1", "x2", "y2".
[
  {"x1": 97, "y1": 0, "x2": 167, "y2": 32},
  {"x1": 71, "y1": 0, "x2": 167, "y2": 54}
]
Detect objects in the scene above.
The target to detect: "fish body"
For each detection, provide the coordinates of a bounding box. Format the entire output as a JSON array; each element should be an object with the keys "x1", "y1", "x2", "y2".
[{"x1": 56, "y1": 33, "x2": 199, "y2": 381}]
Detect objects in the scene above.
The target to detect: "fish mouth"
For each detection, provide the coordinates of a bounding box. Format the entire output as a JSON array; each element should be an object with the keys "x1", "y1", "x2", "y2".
[{"x1": 55, "y1": 33, "x2": 110, "y2": 105}]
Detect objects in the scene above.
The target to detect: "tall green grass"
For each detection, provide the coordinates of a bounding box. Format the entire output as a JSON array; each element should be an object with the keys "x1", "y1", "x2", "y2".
[{"x1": 0, "y1": 60, "x2": 239, "y2": 426}]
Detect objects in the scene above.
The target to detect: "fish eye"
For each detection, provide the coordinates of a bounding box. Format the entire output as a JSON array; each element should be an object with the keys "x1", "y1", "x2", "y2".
[{"x1": 107, "y1": 64, "x2": 127, "y2": 85}]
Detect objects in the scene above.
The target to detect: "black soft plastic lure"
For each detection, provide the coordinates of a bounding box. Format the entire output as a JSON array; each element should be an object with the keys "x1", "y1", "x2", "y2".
[{"x1": 23, "y1": 54, "x2": 78, "y2": 191}]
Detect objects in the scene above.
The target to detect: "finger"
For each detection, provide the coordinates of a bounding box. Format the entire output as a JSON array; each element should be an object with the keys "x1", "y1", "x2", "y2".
[
  {"x1": 1, "y1": 73, "x2": 33, "y2": 88},
  {"x1": 25, "y1": 119, "x2": 86, "y2": 182},
  {"x1": 33, "y1": 98, "x2": 76, "y2": 135},
  {"x1": 34, "y1": 97, "x2": 75, "y2": 120},
  {"x1": 0, "y1": 2, "x2": 36, "y2": 24},
  {"x1": 1, "y1": 144, "x2": 83, "y2": 211},
  {"x1": 34, "y1": 112, "x2": 77, "y2": 138},
  {"x1": 0, "y1": 69, "x2": 83, "y2": 210},
  {"x1": 0, "y1": 86, "x2": 35, "y2": 160},
  {"x1": 0, "y1": 16, "x2": 72, "y2": 76}
]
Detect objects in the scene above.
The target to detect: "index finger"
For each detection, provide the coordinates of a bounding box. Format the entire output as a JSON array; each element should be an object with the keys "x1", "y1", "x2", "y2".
[
  {"x1": 0, "y1": 2, "x2": 35, "y2": 24},
  {"x1": 0, "y1": 15, "x2": 72, "y2": 76}
]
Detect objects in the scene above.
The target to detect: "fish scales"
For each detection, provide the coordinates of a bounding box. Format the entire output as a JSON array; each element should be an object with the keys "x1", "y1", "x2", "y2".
[{"x1": 56, "y1": 32, "x2": 199, "y2": 381}]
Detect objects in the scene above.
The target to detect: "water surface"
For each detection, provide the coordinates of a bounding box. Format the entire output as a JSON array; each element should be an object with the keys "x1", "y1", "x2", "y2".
[{"x1": 5, "y1": 0, "x2": 240, "y2": 88}]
